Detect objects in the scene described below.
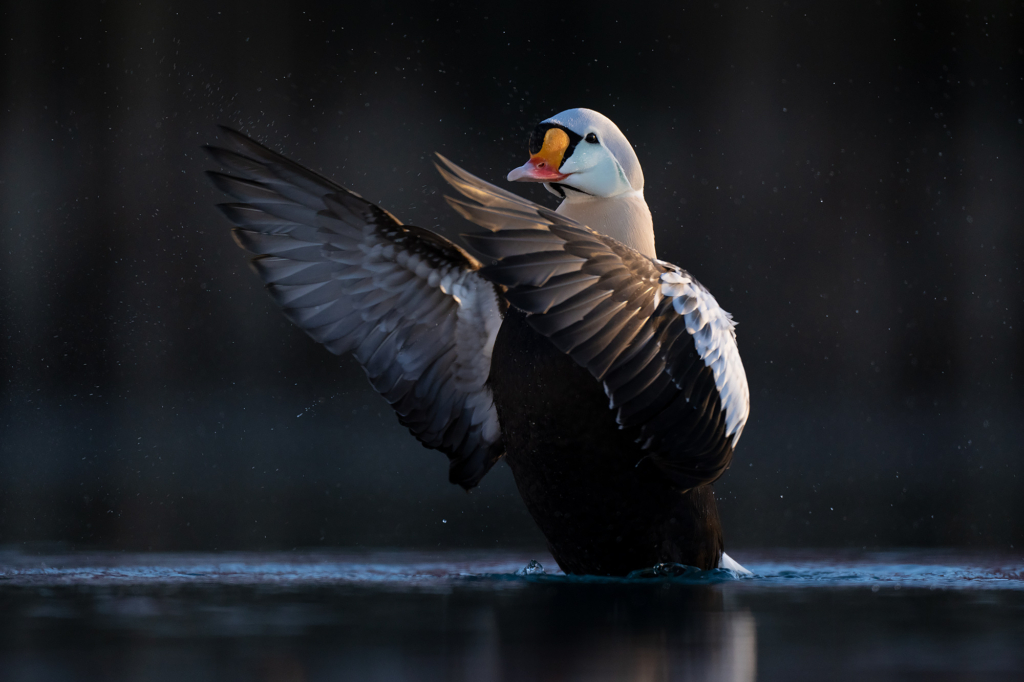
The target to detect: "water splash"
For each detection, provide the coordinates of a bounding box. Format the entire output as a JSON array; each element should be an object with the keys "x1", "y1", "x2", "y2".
[
  {"x1": 626, "y1": 562, "x2": 741, "y2": 582},
  {"x1": 515, "y1": 560, "x2": 546, "y2": 576}
]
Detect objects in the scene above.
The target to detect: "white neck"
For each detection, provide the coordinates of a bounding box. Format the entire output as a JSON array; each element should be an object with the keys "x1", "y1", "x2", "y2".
[{"x1": 555, "y1": 190, "x2": 656, "y2": 259}]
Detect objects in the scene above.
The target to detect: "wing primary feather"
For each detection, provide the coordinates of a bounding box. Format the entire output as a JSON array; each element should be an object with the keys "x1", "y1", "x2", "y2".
[{"x1": 208, "y1": 129, "x2": 505, "y2": 489}]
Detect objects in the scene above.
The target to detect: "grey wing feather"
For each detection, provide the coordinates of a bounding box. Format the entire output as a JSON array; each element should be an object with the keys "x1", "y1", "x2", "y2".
[
  {"x1": 206, "y1": 129, "x2": 504, "y2": 489},
  {"x1": 436, "y1": 155, "x2": 750, "y2": 490}
]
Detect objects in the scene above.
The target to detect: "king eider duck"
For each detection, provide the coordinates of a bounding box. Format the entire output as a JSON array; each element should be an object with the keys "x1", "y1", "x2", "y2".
[{"x1": 205, "y1": 108, "x2": 751, "y2": 576}]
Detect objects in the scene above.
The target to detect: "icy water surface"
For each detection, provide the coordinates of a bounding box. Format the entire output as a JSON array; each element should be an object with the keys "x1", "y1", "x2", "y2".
[{"x1": 1, "y1": 550, "x2": 1022, "y2": 681}]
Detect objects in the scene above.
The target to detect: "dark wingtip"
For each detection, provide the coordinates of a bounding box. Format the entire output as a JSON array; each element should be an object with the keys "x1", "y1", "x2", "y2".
[
  {"x1": 214, "y1": 202, "x2": 250, "y2": 223},
  {"x1": 202, "y1": 143, "x2": 233, "y2": 164},
  {"x1": 204, "y1": 125, "x2": 250, "y2": 165},
  {"x1": 204, "y1": 170, "x2": 261, "y2": 199},
  {"x1": 434, "y1": 160, "x2": 462, "y2": 191},
  {"x1": 216, "y1": 124, "x2": 249, "y2": 142},
  {"x1": 434, "y1": 154, "x2": 476, "y2": 187},
  {"x1": 443, "y1": 194, "x2": 473, "y2": 217},
  {"x1": 212, "y1": 125, "x2": 277, "y2": 157},
  {"x1": 203, "y1": 125, "x2": 250, "y2": 154},
  {"x1": 447, "y1": 443, "x2": 504, "y2": 490},
  {"x1": 204, "y1": 169, "x2": 229, "y2": 185}
]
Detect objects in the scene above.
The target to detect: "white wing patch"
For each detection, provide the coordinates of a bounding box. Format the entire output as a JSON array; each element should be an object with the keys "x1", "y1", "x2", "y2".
[
  {"x1": 450, "y1": 271, "x2": 503, "y2": 445},
  {"x1": 660, "y1": 269, "x2": 750, "y2": 443}
]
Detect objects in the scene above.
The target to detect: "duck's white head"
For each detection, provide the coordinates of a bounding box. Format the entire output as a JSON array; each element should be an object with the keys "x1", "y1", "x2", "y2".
[
  {"x1": 507, "y1": 108, "x2": 644, "y2": 200},
  {"x1": 507, "y1": 108, "x2": 655, "y2": 257}
]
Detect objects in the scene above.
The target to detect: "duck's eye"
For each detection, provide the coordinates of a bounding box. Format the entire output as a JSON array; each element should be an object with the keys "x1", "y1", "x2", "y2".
[{"x1": 585, "y1": 132, "x2": 599, "y2": 144}]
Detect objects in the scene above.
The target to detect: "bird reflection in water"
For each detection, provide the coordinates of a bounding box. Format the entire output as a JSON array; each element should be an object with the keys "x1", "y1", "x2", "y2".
[
  {"x1": 481, "y1": 585, "x2": 757, "y2": 682},
  {"x1": 572, "y1": 612, "x2": 757, "y2": 682}
]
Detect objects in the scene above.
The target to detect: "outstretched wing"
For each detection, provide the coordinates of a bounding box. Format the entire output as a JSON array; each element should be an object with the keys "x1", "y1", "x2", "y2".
[
  {"x1": 438, "y1": 156, "x2": 749, "y2": 490},
  {"x1": 205, "y1": 128, "x2": 504, "y2": 489}
]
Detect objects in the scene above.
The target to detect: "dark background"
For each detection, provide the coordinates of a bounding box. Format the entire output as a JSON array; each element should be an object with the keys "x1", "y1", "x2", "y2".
[{"x1": 1, "y1": 0, "x2": 1021, "y2": 553}]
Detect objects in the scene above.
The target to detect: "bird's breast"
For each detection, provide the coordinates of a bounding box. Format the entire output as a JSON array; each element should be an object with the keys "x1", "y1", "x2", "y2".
[{"x1": 556, "y1": 193, "x2": 656, "y2": 258}]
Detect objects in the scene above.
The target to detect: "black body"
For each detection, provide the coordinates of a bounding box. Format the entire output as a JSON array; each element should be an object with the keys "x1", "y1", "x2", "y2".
[{"x1": 490, "y1": 307, "x2": 724, "y2": 576}]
